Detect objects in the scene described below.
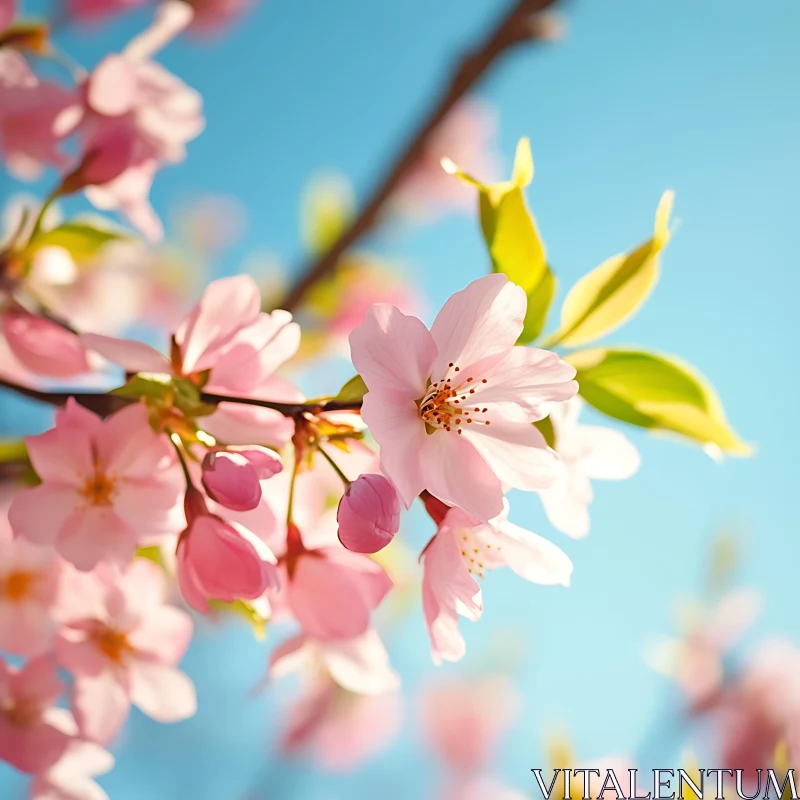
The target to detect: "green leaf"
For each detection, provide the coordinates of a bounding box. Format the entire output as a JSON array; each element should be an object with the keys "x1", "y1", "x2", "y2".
[
  {"x1": 172, "y1": 377, "x2": 217, "y2": 418},
  {"x1": 334, "y1": 374, "x2": 368, "y2": 404},
  {"x1": 26, "y1": 221, "x2": 128, "y2": 264},
  {"x1": 111, "y1": 373, "x2": 172, "y2": 403},
  {"x1": 136, "y1": 545, "x2": 169, "y2": 573},
  {"x1": 549, "y1": 192, "x2": 674, "y2": 348},
  {"x1": 568, "y1": 347, "x2": 752, "y2": 456},
  {"x1": 445, "y1": 138, "x2": 555, "y2": 344}
]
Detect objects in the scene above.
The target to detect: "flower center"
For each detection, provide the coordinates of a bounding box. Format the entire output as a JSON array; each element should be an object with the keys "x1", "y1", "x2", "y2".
[
  {"x1": 2, "y1": 570, "x2": 37, "y2": 602},
  {"x1": 418, "y1": 363, "x2": 490, "y2": 434},
  {"x1": 94, "y1": 626, "x2": 132, "y2": 664},
  {"x1": 80, "y1": 469, "x2": 116, "y2": 506},
  {"x1": 456, "y1": 524, "x2": 504, "y2": 579}
]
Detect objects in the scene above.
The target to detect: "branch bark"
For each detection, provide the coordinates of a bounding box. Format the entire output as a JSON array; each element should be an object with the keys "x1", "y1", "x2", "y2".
[{"x1": 279, "y1": 0, "x2": 559, "y2": 313}]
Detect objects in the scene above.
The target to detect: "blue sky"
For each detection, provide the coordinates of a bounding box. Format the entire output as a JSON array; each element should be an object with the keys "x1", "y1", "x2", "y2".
[{"x1": 1, "y1": 0, "x2": 799, "y2": 798}]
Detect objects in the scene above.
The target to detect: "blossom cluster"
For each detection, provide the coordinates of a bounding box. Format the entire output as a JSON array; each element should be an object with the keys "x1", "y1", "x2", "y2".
[{"x1": 0, "y1": 0, "x2": 753, "y2": 795}]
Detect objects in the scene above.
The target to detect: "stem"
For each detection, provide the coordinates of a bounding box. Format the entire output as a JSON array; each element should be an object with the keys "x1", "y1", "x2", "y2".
[
  {"x1": 279, "y1": 0, "x2": 559, "y2": 312},
  {"x1": 28, "y1": 188, "x2": 61, "y2": 243},
  {"x1": 167, "y1": 431, "x2": 195, "y2": 488},
  {"x1": 317, "y1": 446, "x2": 351, "y2": 487}
]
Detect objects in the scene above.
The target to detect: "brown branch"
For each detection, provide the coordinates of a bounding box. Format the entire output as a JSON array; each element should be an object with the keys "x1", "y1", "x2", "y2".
[
  {"x1": 0, "y1": 377, "x2": 361, "y2": 419},
  {"x1": 279, "y1": 0, "x2": 559, "y2": 313}
]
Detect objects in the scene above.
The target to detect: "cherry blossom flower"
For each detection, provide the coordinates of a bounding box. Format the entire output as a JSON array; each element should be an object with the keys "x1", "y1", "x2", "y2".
[
  {"x1": 0, "y1": 51, "x2": 78, "y2": 180},
  {"x1": 9, "y1": 399, "x2": 183, "y2": 571},
  {"x1": 0, "y1": 655, "x2": 72, "y2": 774},
  {"x1": 30, "y1": 739, "x2": 114, "y2": 800},
  {"x1": 647, "y1": 588, "x2": 762, "y2": 709},
  {"x1": 2, "y1": 309, "x2": 90, "y2": 379},
  {"x1": 82, "y1": 274, "x2": 302, "y2": 447},
  {"x1": 271, "y1": 630, "x2": 401, "y2": 772},
  {"x1": 177, "y1": 487, "x2": 279, "y2": 613},
  {"x1": 337, "y1": 473, "x2": 400, "y2": 554},
  {"x1": 55, "y1": 559, "x2": 196, "y2": 744},
  {"x1": 202, "y1": 446, "x2": 282, "y2": 512},
  {"x1": 538, "y1": 397, "x2": 641, "y2": 538},
  {"x1": 68, "y1": 1, "x2": 204, "y2": 240},
  {"x1": 279, "y1": 675, "x2": 401, "y2": 771},
  {"x1": 421, "y1": 501, "x2": 572, "y2": 664},
  {"x1": 0, "y1": 507, "x2": 62, "y2": 657},
  {"x1": 277, "y1": 522, "x2": 393, "y2": 642},
  {"x1": 350, "y1": 273, "x2": 577, "y2": 523}
]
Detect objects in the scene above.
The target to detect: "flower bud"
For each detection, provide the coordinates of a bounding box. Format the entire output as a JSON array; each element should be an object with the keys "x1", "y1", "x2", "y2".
[
  {"x1": 201, "y1": 446, "x2": 282, "y2": 512},
  {"x1": 177, "y1": 513, "x2": 278, "y2": 613},
  {"x1": 337, "y1": 474, "x2": 400, "y2": 554},
  {"x1": 2, "y1": 309, "x2": 90, "y2": 378}
]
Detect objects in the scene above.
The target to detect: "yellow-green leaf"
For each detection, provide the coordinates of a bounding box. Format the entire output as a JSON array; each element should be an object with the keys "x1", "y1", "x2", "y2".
[
  {"x1": 444, "y1": 138, "x2": 555, "y2": 343},
  {"x1": 0, "y1": 440, "x2": 28, "y2": 464},
  {"x1": 301, "y1": 173, "x2": 355, "y2": 256},
  {"x1": 208, "y1": 599, "x2": 268, "y2": 640},
  {"x1": 26, "y1": 221, "x2": 127, "y2": 264},
  {"x1": 334, "y1": 374, "x2": 368, "y2": 404},
  {"x1": 568, "y1": 347, "x2": 752, "y2": 456},
  {"x1": 533, "y1": 415, "x2": 556, "y2": 449},
  {"x1": 551, "y1": 191, "x2": 674, "y2": 348}
]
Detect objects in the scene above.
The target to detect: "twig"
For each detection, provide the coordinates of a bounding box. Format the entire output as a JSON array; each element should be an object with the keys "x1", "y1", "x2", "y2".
[
  {"x1": 0, "y1": 377, "x2": 361, "y2": 419},
  {"x1": 279, "y1": 0, "x2": 559, "y2": 312}
]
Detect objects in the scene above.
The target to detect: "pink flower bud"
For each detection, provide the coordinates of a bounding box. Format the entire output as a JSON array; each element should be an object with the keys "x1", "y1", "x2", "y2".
[
  {"x1": 201, "y1": 447, "x2": 282, "y2": 512},
  {"x1": 337, "y1": 474, "x2": 400, "y2": 554},
  {"x1": 177, "y1": 513, "x2": 278, "y2": 613},
  {"x1": 2, "y1": 310, "x2": 90, "y2": 378}
]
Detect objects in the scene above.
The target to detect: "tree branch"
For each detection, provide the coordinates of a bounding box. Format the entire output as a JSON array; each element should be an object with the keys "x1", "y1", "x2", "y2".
[
  {"x1": 0, "y1": 377, "x2": 361, "y2": 419},
  {"x1": 279, "y1": 0, "x2": 559, "y2": 312}
]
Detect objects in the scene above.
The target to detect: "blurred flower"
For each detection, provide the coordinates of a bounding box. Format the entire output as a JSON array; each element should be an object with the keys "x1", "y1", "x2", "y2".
[
  {"x1": 177, "y1": 487, "x2": 279, "y2": 613},
  {"x1": 393, "y1": 98, "x2": 501, "y2": 219},
  {"x1": 337, "y1": 473, "x2": 400, "y2": 554},
  {"x1": 30, "y1": 739, "x2": 114, "y2": 800},
  {"x1": 420, "y1": 674, "x2": 518, "y2": 774},
  {"x1": 0, "y1": 50, "x2": 78, "y2": 180},
  {"x1": 66, "y1": 1, "x2": 204, "y2": 240},
  {"x1": 350, "y1": 273, "x2": 577, "y2": 523},
  {"x1": 280, "y1": 675, "x2": 401, "y2": 771},
  {"x1": 538, "y1": 397, "x2": 640, "y2": 538},
  {"x1": 82, "y1": 274, "x2": 302, "y2": 447},
  {"x1": 422, "y1": 502, "x2": 571, "y2": 664},
  {"x1": 9, "y1": 400, "x2": 183, "y2": 571},
  {"x1": 55, "y1": 559, "x2": 196, "y2": 744},
  {"x1": 0, "y1": 505, "x2": 63, "y2": 657},
  {"x1": 647, "y1": 588, "x2": 762, "y2": 709},
  {"x1": 0, "y1": 655, "x2": 71, "y2": 774},
  {"x1": 715, "y1": 640, "x2": 800, "y2": 780}
]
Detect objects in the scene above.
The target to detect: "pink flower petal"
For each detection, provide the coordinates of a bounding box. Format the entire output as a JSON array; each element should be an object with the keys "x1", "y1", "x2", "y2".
[
  {"x1": 349, "y1": 303, "x2": 436, "y2": 397},
  {"x1": 128, "y1": 661, "x2": 196, "y2": 723},
  {"x1": 72, "y1": 672, "x2": 131, "y2": 744},
  {"x1": 495, "y1": 521, "x2": 573, "y2": 586},
  {"x1": 80, "y1": 333, "x2": 169, "y2": 374},
  {"x1": 429, "y1": 274, "x2": 525, "y2": 379}
]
